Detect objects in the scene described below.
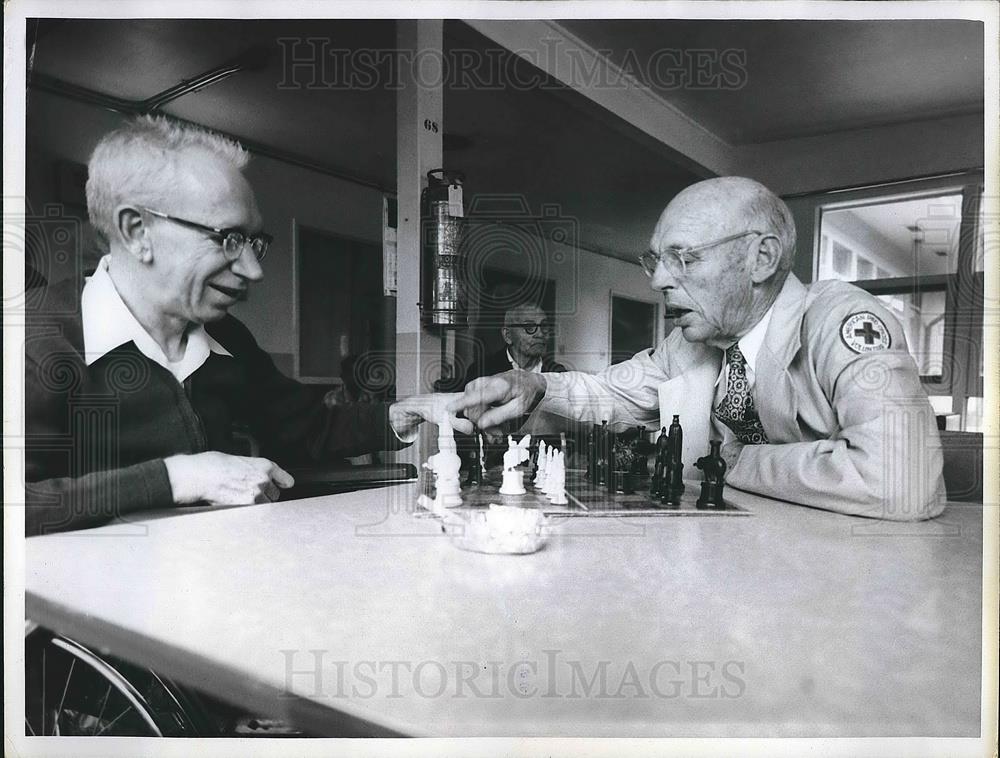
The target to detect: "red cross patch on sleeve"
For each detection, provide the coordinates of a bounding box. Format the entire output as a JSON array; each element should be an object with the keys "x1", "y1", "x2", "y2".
[{"x1": 840, "y1": 312, "x2": 892, "y2": 353}]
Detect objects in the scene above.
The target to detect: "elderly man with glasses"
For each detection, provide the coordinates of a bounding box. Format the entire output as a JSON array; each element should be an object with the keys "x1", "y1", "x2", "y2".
[
  {"x1": 451, "y1": 177, "x2": 945, "y2": 521},
  {"x1": 24, "y1": 116, "x2": 466, "y2": 536},
  {"x1": 465, "y1": 303, "x2": 566, "y2": 383},
  {"x1": 457, "y1": 303, "x2": 565, "y2": 468}
]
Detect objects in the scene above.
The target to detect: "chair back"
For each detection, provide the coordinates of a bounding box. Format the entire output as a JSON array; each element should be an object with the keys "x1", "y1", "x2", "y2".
[{"x1": 939, "y1": 431, "x2": 984, "y2": 503}]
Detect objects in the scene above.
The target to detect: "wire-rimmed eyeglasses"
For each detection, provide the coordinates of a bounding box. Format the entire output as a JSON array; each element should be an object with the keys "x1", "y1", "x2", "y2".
[
  {"x1": 140, "y1": 207, "x2": 272, "y2": 262},
  {"x1": 638, "y1": 230, "x2": 764, "y2": 278}
]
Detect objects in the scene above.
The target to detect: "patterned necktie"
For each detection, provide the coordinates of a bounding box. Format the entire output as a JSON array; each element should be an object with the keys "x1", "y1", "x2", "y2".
[{"x1": 714, "y1": 344, "x2": 769, "y2": 444}]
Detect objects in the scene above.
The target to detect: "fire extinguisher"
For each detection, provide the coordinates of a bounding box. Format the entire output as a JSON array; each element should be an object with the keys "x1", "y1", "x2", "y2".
[{"x1": 420, "y1": 169, "x2": 466, "y2": 328}]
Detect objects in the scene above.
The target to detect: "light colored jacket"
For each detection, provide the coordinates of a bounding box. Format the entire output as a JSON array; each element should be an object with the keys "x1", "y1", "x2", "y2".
[{"x1": 538, "y1": 274, "x2": 945, "y2": 521}]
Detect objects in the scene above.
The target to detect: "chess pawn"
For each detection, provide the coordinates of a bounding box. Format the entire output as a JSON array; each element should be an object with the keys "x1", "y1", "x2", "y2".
[
  {"x1": 431, "y1": 416, "x2": 463, "y2": 508},
  {"x1": 586, "y1": 427, "x2": 596, "y2": 482},
  {"x1": 534, "y1": 440, "x2": 548, "y2": 487},
  {"x1": 667, "y1": 415, "x2": 683, "y2": 464},
  {"x1": 663, "y1": 450, "x2": 685, "y2": 506},
  {"x1": 635, "y1": 425, "x2": 650, "y2": 477},
  {"x1": 465, "y1": 432, "x2": 483, "y2": 487},
  {"x1": 596, "y1": 420, "x2": 609, "y2": 486},
  {"x1": 544, "y1": 449, "x2": 557, "y2": 500},
  {"x1": 550, "y1": 451, "x2": 568, "y2": 505},
  {"x1": 651, "y1": 426, "x2": 669, "y2": 497},
  {"x1": 543, "y1": 448, "x2": 557, "y2": 497}
]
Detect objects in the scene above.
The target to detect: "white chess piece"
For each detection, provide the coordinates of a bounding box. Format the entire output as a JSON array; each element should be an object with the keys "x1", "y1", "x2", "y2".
[
  {"x1": 478, "y1": 434, "x2": 487, "y2": 478},
  {"x1": 499, "y1": 435, "x2": 531, "y2": 495},
  {"x1": 550, "y1": 451, "x2": 568, "y2": 505},
  {"x1": 428, "y1": 416, "x2": 463, "y2": 508},
  {"x1": 543, "y1": 448, "x2": 557, "y2": 498},
  {"x1": 533, "y1": 440, "x2": 548, "y2": 488}
]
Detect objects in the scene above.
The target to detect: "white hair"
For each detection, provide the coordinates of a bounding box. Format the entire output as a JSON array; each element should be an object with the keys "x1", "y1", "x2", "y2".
[
  {"x1": 503, "y1": 302, "x2": 545, "y2": 328},
  {"x1": 85, "y1": 115, "x2": 249, "y2": 241},
  {"x1": 738, "y1": 178, "x2": 797, "y2": 274}
]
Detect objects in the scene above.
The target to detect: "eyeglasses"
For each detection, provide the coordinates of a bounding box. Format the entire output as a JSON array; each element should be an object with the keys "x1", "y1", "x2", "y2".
[
  {"x1": 638, "y1": 230, "x2": 764, "y2": 278},
  {"x1": 508, "y1": 322, "x2": 553, "y2": 335},
  {"x1": 140, "y1": 207, "x2": 272, "y2": 262}
]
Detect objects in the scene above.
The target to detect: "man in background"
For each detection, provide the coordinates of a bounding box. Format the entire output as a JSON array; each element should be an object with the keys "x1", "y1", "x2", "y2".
[
  {"x1": 464, "y1": 302, "x2": 566, "y2": 383},
  {"x1": 460, "y1": 302, "x2": 566, "y2": 468}
]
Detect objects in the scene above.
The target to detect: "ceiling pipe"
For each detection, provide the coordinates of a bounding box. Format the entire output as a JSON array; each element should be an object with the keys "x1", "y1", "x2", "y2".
[{"x1": 140, "y1": 45, "x2": 272, "y2": 112}]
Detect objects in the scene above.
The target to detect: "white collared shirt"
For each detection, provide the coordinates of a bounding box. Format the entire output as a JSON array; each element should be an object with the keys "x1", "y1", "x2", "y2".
[
  {"x1": 715, "y1": 305, "x2": 774, "y2": 393},
  {"x1": 81, "y1": 256, "x2": 231, "y2": 383},
  {"x1": 507, "y1": 349, "x2": 543, "y2": 373}
]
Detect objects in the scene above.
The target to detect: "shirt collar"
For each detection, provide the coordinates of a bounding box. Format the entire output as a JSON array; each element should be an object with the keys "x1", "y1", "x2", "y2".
[
  {"x1": 507, "y1": 349, "x2": 542, "y2": 373},
  {"x1": 81, "y1": 256, "x2": 231, "y2": 382},
  {"x1": 735, "y1": 304, "x2": 774, "y2": 375},
  {"x1": 714, "y1": 304, "x2": 775, "y2": 388}
]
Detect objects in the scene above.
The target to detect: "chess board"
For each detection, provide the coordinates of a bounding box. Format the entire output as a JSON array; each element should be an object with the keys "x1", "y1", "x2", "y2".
[{"x1": 448, "y1": 469, "x2": 750, "y2": 518}]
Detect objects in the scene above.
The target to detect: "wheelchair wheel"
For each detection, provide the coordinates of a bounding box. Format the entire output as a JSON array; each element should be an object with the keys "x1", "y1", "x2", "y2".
[{"x1": 24, "y1": 626, "x2": 219, "y2": 736}]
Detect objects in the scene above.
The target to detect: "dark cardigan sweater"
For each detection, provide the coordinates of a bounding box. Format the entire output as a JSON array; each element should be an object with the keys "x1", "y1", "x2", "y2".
[{"x1": 24, "y1": 278, "x2": 402, "y2": 536}]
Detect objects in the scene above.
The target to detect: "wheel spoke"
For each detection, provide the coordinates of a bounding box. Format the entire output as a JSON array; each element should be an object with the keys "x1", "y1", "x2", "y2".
[
  {"x1": 41, "y1": 645, "x2": 46, "y2": 734},
  {"x1": 25, "y1": 717, "x2": 35, "y2": 736},
  {"x1": 55, "y1": 657, "x2": 75, "y2": 718},
  {"x1": 94, "y1": 705, "x2": 133, "y2": 736},
  {"x1": 92, "y1": 684, "x2": 113, "y2": 736}
]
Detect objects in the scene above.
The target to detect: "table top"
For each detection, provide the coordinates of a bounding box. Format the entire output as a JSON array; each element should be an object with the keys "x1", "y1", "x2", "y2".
[{"x1": 25, "y1": 483, "x2": 984, "y2": 737}]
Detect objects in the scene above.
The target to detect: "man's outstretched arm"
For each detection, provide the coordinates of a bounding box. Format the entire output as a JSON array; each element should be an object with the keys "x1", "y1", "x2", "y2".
[{"x1": 450, "y1": 341, "x2": 674, "y2": 432}]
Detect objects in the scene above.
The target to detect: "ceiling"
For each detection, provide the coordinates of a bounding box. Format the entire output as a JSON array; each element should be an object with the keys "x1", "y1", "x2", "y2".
[
  {"x1": 28, "y1": 18, "x2": 699, "y2": 258},
  {"x1": 28, "y1": 19, "x2": 399, "y2": 188},
  {"x1": 27, "y1": 18, "x2": 985, "y2": 260},
  {"x1": 561, "y1": 19, "x2": 985, "y2": 144},
  {"x1": 442, "y1": 22, "x2": 698, "y2": 256}
]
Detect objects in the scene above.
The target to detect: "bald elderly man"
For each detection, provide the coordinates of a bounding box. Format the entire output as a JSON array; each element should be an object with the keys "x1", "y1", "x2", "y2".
[
  {"x1": 25, "y1": 115, "x2": 467, "y2": 536},
  {"x1": 451, "y1": 177, "x2": 945, "y2": 521}
]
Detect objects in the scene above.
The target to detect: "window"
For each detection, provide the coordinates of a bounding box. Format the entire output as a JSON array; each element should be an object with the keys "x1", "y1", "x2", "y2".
[
  {"x1": 815, "y1": 179, "x2": 983, "y2": 431},
  {"x1": 610, "y1": 294, "x2": 659, "y2": 365}
]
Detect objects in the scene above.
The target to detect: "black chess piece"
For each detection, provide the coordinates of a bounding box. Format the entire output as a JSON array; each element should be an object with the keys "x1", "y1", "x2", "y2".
[
  {"x1": 667, "y1": 415, "x2": 683, "y2": 465},
  {"x1": 596, "y1": 421, "x2": 610, "y2": 487},
  {"x1": 604, "y1": 428, "x2": 617, "y2": 493},
  {"x1": 650, "y1": 426, "x2": 669, "y2": 498},
  {"x1": 611, "y1": 435, "x2": 635, "y2": 494},
  {"x1": 694, "y1": 439, "x2": 728, "y2": 508},
  {"x1": 465, "y1": 432, "x2": 483, "y2": 486},
  {"x1": 634, "y1": 426, "x2": 650, "y2": 477},
  {"x1": 585, "y1": 427, "x2": 595, "y2": 481},
  {"x1": 663, "y1": 449, "x2": 685, "y2": 506},
  {"x1": 660, "y1": 415, "x2": 685, "y2": 506}
]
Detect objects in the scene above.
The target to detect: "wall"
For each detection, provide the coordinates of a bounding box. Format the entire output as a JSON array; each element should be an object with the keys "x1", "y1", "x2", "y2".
[
  {"x1": 459, "y1": 233, "x2": 661, "y2": 374},
  {"x1": 739, "y1": 113, "x2": 985, "y2": 198},
  {"x1": 25, "y1": 90, "x2": 656, "y2": 377}
]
